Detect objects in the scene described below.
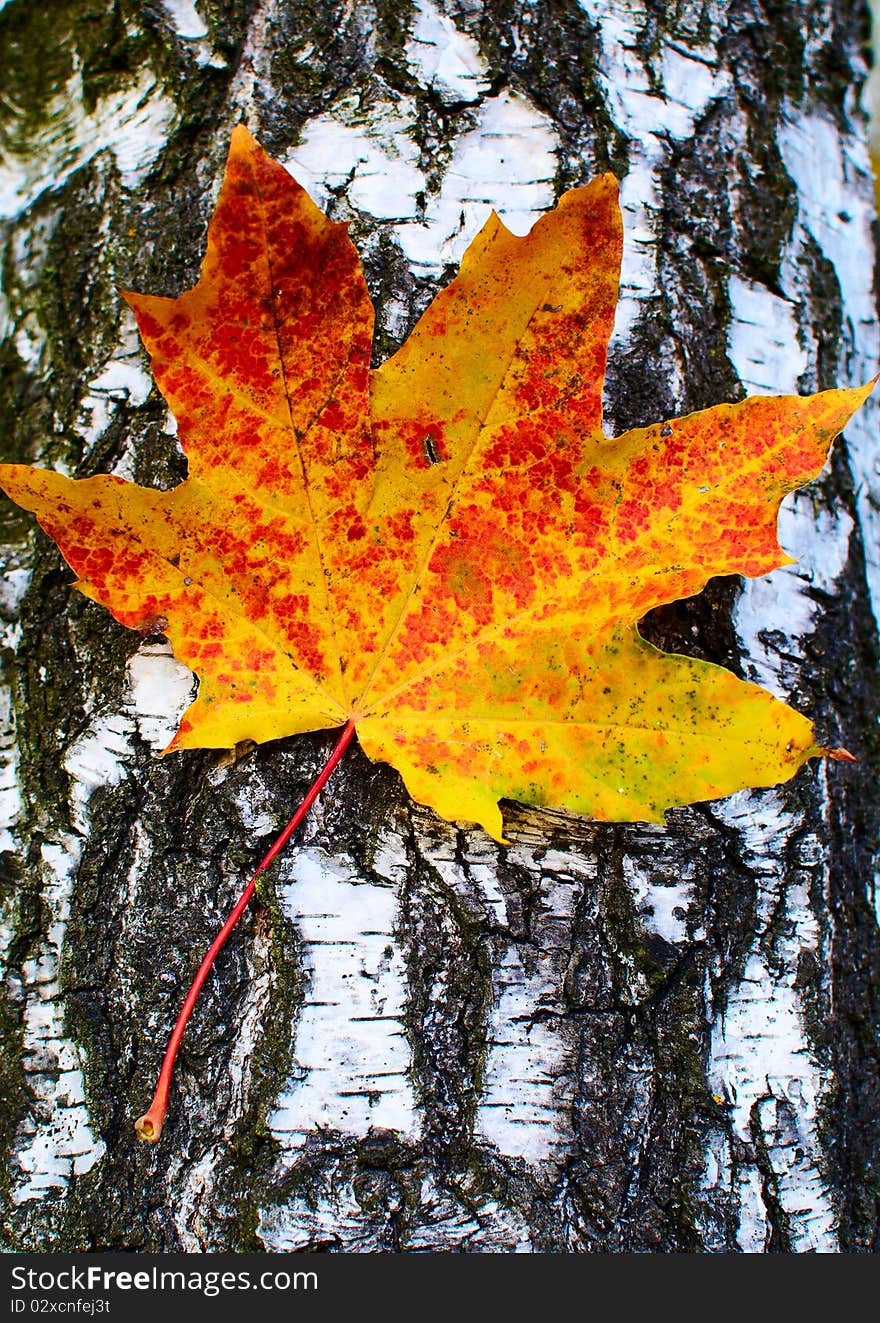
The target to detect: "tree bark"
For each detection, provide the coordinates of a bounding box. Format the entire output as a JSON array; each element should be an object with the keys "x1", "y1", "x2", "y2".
[{"x1": 0, "y1": 0, "x2": 878, "y2": 1252}]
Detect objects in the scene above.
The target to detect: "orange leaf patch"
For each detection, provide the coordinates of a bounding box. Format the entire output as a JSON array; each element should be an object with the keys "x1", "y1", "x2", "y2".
[{"x1": 0, "y1": 126, "x2": 872, "y2": 840}]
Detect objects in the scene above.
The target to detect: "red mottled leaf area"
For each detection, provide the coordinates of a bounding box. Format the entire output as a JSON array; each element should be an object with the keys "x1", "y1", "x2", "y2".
[{"x1": 0, "y1": 128, "x2": 871, "y2": 1140}]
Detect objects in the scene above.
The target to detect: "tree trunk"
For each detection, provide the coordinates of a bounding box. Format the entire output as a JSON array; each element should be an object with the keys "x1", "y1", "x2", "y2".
[{"x1": 1, "y1": 0, "x2": 878, "y2": 1253}]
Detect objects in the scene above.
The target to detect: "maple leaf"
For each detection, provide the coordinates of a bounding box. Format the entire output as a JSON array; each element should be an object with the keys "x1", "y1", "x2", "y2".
[{"x1": 0, "y1": 126, "x2": 871, "y2": 843}]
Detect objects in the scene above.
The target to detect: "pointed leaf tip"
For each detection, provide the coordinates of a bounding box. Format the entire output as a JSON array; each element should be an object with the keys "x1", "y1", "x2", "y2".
[{"x1": 229, "y1": 121, "x2": 258, "y2": 151}]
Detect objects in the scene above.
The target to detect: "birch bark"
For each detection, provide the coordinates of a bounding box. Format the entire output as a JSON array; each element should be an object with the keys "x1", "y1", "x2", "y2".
[{"x1": 0, "y1": 0, "x2": 878, "y2": 1252}]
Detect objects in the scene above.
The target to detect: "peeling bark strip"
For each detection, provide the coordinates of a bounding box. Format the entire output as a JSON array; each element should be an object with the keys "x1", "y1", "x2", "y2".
[{"x1": 1, "y1": 0, "x2": 879, "y2": 1252}]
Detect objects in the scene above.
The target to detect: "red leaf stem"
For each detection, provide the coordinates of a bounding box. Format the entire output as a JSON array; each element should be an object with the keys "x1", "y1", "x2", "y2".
[{"x1": 134, "y1": 719, "x2": 357, "y2": 1142}]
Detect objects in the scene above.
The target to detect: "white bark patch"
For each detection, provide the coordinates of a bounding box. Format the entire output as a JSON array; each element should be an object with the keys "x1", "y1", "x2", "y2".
[
  {"x1": 697, "y1": 1127, "x2": 736, "y2": 1251},
  {"x1": 0, "y1": 677, "x2": 23, "y2": 857},
  {"x1": 63, "y1": 714, "x2": 136, "y2": 810},
  {"x1": 285, "y1": 96, "x2": 424, "y2": 222},
  {"x1": 161, "y1": 0, "x2": 208, "y2": 41},
  {"x1": 727, "y1": 276, "x2": 808, "y2": 396},
  {"x1": 623, "y1": 854, "x2": 694, "y2": 945},
  {"x1": 477, "y1": 939, "x2": 575, "y2": 1162},
  {"x1": 0, "y1": 567, "x2": 30, "y2": 618},
  {"x1": 286, "y1": 86, "x2": 558, "y2": 272},
  {"x1": 396, "y1": 91, "x2": 558, "y2": 271},
  {"x1": 267, "y1": 847, "x2": 417, "y2": 1148},
  {"x1": 707, "y1": 794, "x2": 838, "y2": 1252},
  {"x1": 405, "y1": 0, "x2": 490, "y2": 105},
  {"x1": 579, "y1": 0, "x2": 730, "y2": 373},
  {"x1": 0, "y1": 68, "x2": 176, "y2": 221},
  {"x1": 474, "y1": 846, "x2": 584, "y2": 1164},
  {"x1": 127, "y1": 641, "x2": 197, "y2": 752},
  {"x1": 76, "y1": 310, "x2": 156, "y2": 478},
  {"x1": 733, "y1": 499, "x2": 854, "y2": 700}
]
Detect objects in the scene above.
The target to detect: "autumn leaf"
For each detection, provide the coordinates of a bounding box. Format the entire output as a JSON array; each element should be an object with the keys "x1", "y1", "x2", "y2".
[{"x1": 0, "y1": 125, "x2": 871, "y2": 844}]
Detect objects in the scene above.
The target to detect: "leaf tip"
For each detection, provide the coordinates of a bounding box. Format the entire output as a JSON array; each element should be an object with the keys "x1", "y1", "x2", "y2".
[
  {"x1": 478, "y1": 807, "x2": 509, "y2": 845},
  {"x1": 837, "y1": 375, "x2": 879, "y2": 421},
  {"x1": 230, "y1": 121, "x2": 257, "y2": 153}
]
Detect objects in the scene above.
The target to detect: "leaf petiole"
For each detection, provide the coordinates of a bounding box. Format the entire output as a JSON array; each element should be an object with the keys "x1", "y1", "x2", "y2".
[{"x1": 134, "y1": 719, "x2": 357, "y2": 1143}]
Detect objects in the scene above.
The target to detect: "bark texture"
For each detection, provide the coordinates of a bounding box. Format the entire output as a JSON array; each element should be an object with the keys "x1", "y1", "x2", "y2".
[{"x1": 0, "y1": 0, "x2": 878, "y2": 1252}]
